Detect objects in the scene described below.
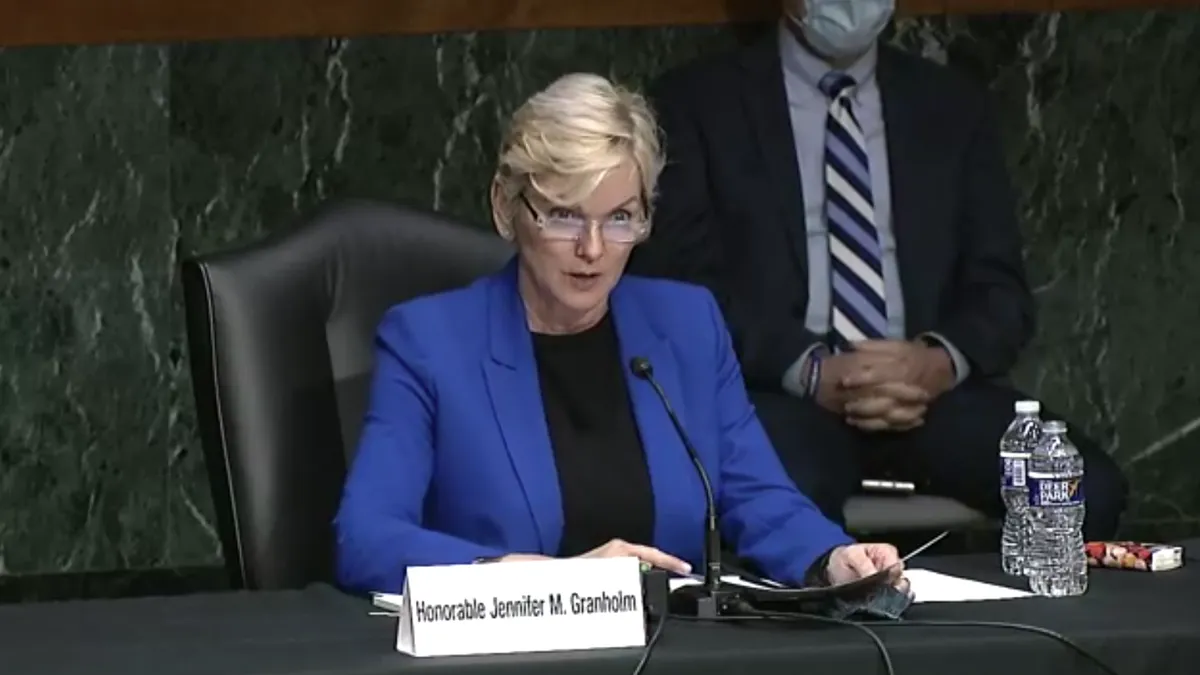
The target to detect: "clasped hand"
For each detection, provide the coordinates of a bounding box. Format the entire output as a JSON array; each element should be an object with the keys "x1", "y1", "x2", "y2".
[{"x1": 815, "y1": 339, "x2": 955, "y2": 432}]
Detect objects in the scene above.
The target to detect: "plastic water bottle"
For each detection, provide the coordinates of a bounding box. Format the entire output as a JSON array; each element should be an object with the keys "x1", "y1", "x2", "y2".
[
  {"x1": 1026, "y1": 420, "x2": 1088, "y2": 597},
  {"x1": 999, "y1": 400, "x2": 1041, "y2": 575}
]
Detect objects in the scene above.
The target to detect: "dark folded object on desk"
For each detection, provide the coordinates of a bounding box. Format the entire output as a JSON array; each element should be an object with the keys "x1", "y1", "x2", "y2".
[
  {"x1": 667, "y1": 561, "x2": 912, "y2": 620},
  {"x1": 663, "y1": 532, "x2": 941, "y2": 620},
  {"x1": 827, "y1": 583, "x2": 914, "y2": 620}
]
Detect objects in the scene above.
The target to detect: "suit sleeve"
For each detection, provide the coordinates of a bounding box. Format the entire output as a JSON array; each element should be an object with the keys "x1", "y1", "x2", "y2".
[
  {"x1": 701, "y1": 291, "x2": 853, "y2": 584},
  {"x1": 932, "y1": 89, "x2": 1036, "y2": 378},
  {"x1": 334, "y1": 308, "x2": 504, "y2": 594},
  {"x1": 630, "y1": 72, "x2": 823, "y2": 391}
]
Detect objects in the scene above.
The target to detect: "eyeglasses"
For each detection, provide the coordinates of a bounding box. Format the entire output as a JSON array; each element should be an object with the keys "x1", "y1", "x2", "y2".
[{"x1": 519, "y1": 193, "x2": 648, "y2": 244}]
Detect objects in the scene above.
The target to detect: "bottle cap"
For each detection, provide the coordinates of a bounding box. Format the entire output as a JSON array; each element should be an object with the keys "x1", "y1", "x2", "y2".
[
  {"x1": 1014, "y1": 400, "x2": 1041, "y2": 414},
  {"x1": 1043, "y1": 420, "x2": 1067, "y2": 434}
]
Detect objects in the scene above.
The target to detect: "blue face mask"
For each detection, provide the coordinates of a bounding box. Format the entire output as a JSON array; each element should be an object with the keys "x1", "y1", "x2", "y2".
[{"x1": 789, "y1": 0, "x2": 896, "y2": 61}]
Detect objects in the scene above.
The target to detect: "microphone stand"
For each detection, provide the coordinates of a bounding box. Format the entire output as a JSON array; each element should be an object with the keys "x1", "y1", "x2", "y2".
[{"x1": 631, "y1": 357, "x2": 744, "y2": 619}]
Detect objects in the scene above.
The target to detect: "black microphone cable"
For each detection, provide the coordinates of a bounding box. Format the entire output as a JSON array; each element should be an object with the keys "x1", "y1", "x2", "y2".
[
  {"x1": 720, "y1": 606, "x2": 1121, "y2": 675},
  {"x1": 633, "y1": 576, "x2": 1128, "y2": 675},
  {"x1": 730, "y1": 602, "x2": 896, "y2": 675},
  {"x1": 630, "y1": 599, "x2": 770, "y2": 674},
  {"x1": 630, "y1": 610, "x2": 668, "y2": 675},
  {"x1": 633, "y1": 610, "x2": 1125, "y2": 675},
  {"x1": 633, "y1": 612, "x2": 793, "y2": 674},
  {"x1": 633, "y1": 610, "x2": 895, "y2": 675},
  {"x1": 648, "y1": 606, "x2": 896, "y2": 675},
  {"x1": 871, "y1": 618, "x2": 1123, "y2": 675}
]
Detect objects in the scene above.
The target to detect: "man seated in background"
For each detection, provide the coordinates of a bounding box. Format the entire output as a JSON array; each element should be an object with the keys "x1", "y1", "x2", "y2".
[{"x1": 630, "y1": 0, "x2": 1128, "y2": 540}]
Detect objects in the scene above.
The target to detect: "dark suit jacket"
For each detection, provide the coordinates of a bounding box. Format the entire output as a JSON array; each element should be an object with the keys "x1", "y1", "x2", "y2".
[{"x1": 631, "y1": 33, "x2": 1035, "y2": 392}]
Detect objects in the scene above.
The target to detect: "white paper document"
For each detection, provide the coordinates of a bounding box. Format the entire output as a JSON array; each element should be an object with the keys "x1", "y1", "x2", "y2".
[
  {"x1": 905, "y1": 568, "x2": 1031, "y2": 603},
  {"x1": 669, "y1": 569, "x2": 1031, "y2": 604},
  {"x1": 668, "y1": 574, "x2": 782, "y2": 593}
]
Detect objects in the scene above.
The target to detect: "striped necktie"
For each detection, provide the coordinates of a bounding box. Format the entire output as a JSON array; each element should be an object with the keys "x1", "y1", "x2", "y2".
[{"x1": 819, "y1": 72, "x2": 887, "y2": 347}]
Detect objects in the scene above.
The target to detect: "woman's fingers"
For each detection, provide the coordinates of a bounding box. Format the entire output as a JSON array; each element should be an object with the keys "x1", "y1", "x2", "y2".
[{"x1": 579, "y1": 539, "x2": 692, "y2": 575}]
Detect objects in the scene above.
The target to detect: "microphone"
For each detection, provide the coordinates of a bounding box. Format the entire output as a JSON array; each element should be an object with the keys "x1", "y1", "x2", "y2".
[{"x1": 630, "y1": 356, "x2": 741, "y2": 618}]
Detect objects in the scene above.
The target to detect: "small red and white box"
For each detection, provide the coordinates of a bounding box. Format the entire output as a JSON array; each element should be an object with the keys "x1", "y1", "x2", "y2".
[{"x1": 1085, "y1": 542, "x2": 1185, "y2": 572}]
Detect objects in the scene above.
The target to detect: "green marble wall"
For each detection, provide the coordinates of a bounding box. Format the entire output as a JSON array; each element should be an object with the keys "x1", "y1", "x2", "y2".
[{"x1": 0, "y1": 10, "x2": 1197, "y2": 575}]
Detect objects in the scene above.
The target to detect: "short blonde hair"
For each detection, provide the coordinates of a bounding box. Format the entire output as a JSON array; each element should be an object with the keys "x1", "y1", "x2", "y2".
[{"x1": 493, "y1": 73, "x2": 663, "y2": 226}]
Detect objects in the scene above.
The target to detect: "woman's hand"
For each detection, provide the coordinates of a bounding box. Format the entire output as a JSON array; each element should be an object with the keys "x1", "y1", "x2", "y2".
[
  {"x1": 825, "y1": 543, "x2": 905, "y2": 587},
  {"x1": 577, "y1": 538, "x2": 693, "y2": 575},
  {"x1": 495, "y1": 553, "x2": 554, "y2": 563},
  {"x1": 491, "y1": 539, "x2": 692, "y2": 575}
]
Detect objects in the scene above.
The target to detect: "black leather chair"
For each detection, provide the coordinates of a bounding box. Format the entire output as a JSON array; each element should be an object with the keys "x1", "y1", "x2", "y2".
[
  {"x1": 182, "y1": 198, "x2": 984, "y2": 591},
  {"x1": 182, "y1": 200, "x2": 513, "y2": 590}
]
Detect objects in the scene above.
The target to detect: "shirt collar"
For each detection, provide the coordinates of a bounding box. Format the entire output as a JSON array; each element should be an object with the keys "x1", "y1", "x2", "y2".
[{"x1": 778, "y1": 20, "x2": 879, "y2": 95}]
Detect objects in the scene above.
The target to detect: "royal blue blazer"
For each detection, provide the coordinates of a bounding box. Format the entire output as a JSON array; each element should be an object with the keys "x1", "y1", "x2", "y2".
[{"x1": 335, "y1": 260, "x2": 852, "y2": 593}]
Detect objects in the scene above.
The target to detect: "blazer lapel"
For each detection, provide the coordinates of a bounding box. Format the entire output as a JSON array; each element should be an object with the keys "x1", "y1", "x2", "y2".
[
  {"x1": 739, "y1": 31, "x2": 809, "y2": 277},
  {"x1": 482, "y1": 260, "x2": 562, "y2": 554},
  {"x1": 611, "y1": 282, "x2": 700, "y2": 559},
  {"x1": 877, "y1": 48, "x2": 928, "y2": 323}
]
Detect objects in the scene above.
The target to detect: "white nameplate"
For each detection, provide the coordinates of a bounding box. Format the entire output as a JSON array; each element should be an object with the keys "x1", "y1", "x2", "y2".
[{"x1": 381, "y1": 556, "x2": 646, "y2": 657}]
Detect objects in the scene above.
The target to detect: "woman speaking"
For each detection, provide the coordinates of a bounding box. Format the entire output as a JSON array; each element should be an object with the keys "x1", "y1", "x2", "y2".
[{"x1": 335, "y1": 73, "x2": 901, "y2": 594}]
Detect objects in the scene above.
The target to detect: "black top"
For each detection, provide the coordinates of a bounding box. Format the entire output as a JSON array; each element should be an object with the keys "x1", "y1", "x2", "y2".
[{"x1": 532, "y1": 312, "x2": 655, "y2": 557}]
